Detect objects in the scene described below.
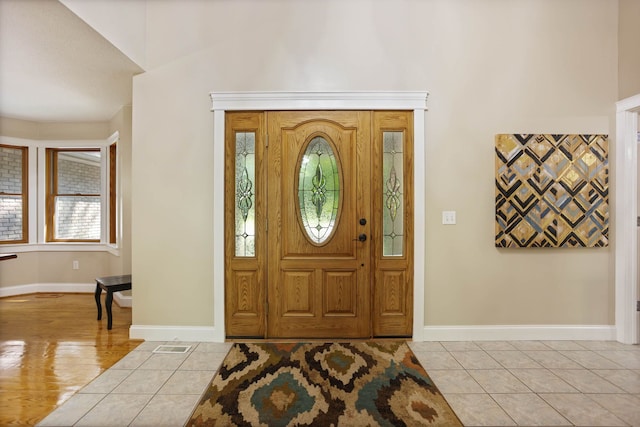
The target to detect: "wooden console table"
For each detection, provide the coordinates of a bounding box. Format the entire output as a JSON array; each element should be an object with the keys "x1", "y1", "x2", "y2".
[{"x1": 95, "y1": 274, "x2": 132, "y2": 330}]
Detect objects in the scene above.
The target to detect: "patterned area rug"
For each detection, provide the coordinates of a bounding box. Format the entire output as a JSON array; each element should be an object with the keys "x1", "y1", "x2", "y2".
[{"x1": 186, "y1": 341, "x2": 461, "y2": 426}]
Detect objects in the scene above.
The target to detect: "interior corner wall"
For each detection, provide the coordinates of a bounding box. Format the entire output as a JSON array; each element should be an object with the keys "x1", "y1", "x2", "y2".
[
  {"x1": 618, "y1": 0, "x2": 640, "y2": 99},
  {"x1": 131, "y1": 0, "x2": 618, "y2": 334}
]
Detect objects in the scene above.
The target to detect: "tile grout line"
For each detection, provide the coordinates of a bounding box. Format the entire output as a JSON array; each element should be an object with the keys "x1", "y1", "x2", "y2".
[
  {"x1": 126, "y1": 361, "x2": 170, "y2": 427},
  {"x1": 70, "y1": 351, "x2": 156, "y2": 427},
  {"x1": 463, "y1": 346, "x2": 522, "y2": 426},
  {"x1": 102, "y1": 349, "x2": 155, "y2": 427}
]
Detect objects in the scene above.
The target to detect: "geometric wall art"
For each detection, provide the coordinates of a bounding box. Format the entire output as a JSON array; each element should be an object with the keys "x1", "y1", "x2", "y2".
[{"x1": 495, "y1": 134, "x2": 608, "y2": 248}]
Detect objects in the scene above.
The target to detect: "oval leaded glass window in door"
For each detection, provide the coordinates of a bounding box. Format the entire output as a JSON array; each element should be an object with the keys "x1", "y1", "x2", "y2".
[{"x1": 297, "y1": 136, "x2": 341, "y2": 245}]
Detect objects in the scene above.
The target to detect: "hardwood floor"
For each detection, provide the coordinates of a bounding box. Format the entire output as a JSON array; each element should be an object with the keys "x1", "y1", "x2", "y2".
[{"x1": 0, "y1": 292, "x2": 141, "y2": 426}]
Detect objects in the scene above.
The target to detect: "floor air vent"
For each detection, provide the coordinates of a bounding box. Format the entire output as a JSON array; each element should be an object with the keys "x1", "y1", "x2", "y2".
[{"x1": 152, "y1": 345, "x2": 192, "y2": 354}]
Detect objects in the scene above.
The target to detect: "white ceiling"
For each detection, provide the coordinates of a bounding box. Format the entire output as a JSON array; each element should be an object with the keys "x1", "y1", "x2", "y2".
[{"x1": 0, "y1": 0, "x2": 143, "y2": 123}]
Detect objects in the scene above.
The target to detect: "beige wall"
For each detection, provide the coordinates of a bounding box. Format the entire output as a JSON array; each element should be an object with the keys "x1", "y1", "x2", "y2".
[
  {"x1": 0, "y1": 113, "x2": 132, "y2": 288},
  {"x1": 132, "y1": 0, "x2": 619, "y2": 328},
  {"x1": 619, "y1": 0, "x2": 640, "y2": 99},
  {"x1": 0, "y1": 117, "x2": 110, "y2": 140},
  {"x1": 1, "y1": 251, "x2": 112, "y2": 285}
]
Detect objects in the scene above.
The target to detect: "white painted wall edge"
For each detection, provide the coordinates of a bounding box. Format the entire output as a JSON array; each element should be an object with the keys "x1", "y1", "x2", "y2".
[
  {"x1": 129, "y1": 325, "x2": 218, "y2": 342},
  {"x1": 0, "y1": 283, "x2": 132, "y2": 307},
  {"x1": 423, "y1": 325, "x2": 616, "y2": 341}
]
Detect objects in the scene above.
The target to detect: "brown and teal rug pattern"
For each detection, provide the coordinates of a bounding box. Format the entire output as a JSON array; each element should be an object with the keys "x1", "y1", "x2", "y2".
[{"x1": 187, "y1": 341, "x2": 461, "y2": 426}]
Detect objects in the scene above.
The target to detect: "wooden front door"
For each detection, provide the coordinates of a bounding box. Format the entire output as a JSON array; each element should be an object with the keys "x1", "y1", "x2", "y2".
[
  {"x1": 224, "y1": 110, "x2": 413, "y2": 339},
  {"x1": 267, "y1": 111, "x2": 371, "y2": 338}
]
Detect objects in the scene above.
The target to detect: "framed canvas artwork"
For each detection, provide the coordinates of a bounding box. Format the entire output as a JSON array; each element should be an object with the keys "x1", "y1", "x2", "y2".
[{"x1": 495, "y1": 134, "x2": 608, "y2": 248}]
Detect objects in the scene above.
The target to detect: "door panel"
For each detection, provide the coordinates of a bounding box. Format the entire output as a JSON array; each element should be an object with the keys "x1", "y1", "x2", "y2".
[
  {"x1": 267, "y1": 111, "x2": 371, "y2": 338},
  {"x1": 282, "y1": 270, "x2": 314, "y2": 315},
  {"x1": 324, "y1": 269, "x2": 358, "y2": 316}
]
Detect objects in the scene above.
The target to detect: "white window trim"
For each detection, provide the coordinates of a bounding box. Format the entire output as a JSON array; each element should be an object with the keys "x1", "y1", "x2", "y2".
[
  {"x1": 210, "y1": 91, "x2": 429, "y2": 342},
  {"x1": 0, "y1": 133, "x2": 119, "y2": 254}
]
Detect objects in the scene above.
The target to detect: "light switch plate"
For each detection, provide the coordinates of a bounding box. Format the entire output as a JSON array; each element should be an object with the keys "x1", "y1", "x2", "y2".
[{"x1": 442, "y1": 211, "x2": 456, "y2": 225}]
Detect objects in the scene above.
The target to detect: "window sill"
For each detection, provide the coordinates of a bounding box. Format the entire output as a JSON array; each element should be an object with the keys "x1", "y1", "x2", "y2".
[{"x1": 1, "y1": 243, "x2": 119, "y2": 255}]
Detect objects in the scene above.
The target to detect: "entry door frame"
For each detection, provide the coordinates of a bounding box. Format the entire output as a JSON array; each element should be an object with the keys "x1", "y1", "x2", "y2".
[
  {"x1": 615, "y1": 93, "x2": 640, "y2": 345},
  {"x1": 210, "y1": 91, "x2": 429, "y2": 342}
]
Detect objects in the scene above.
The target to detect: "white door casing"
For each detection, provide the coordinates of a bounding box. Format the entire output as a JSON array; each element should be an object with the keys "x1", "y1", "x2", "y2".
[
  {"x1": 210, "y1": 91, "x2": 429, "y2": 342},
  {"x1": 615, "y1": 93, "x2": 640, "y2": 345}
]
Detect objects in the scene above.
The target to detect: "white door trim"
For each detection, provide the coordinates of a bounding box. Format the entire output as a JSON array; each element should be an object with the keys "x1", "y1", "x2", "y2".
[
  {"x1": 615, "y1": 93, "x2": 640, "y2": 344},
  {"x1": 210, "y1": 91, "x2": 429, "y2": 342}
]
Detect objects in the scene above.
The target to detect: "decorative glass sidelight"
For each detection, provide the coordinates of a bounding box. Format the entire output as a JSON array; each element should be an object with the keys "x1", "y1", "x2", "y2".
[
  {"x1": 383, "y1": 131, "x2": 404, "y2": 256},
  {"x1": 235, "y1": 132, "x2": 256, "y2": 256},
  {"x1": 298, "y1": 136, "x2": 341, "y2": 244}
]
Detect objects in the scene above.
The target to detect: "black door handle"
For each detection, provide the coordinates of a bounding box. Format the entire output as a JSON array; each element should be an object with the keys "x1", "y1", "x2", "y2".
[{"x1": 355, "y1": 233, "x2": 367, "y2": 242}]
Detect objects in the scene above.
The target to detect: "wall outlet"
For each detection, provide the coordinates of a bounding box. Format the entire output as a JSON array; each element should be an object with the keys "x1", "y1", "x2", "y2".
[
  {"x1": 442, "y1": 210, "x2": 456, "y2": 225},
  {"x1": 72, "y1": 260, "x2": 79, "y2": 270}
]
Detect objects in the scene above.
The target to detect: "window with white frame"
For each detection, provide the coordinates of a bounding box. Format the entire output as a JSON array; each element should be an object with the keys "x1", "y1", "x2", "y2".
[
  {"x1": 0, "y1": 134, "x2": 118, "y2": 247},
  {"x1": 0, "y1": 144, "x2": 28, "y2": 244},
  {"x1": 46, "y1": 148, "x2": 102, "y2": 242}
]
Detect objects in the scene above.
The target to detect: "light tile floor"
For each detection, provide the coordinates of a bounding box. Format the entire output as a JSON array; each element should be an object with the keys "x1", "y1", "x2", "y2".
[
  {"x1": 37, "y1": 340, "x2": 640, "y2": 427},
  {"x1": 410, "y1": 340, "x2": 640, "y2": 426},
  {"x1": 37, "y1": 341, "x2": 233, "y2": 427}
]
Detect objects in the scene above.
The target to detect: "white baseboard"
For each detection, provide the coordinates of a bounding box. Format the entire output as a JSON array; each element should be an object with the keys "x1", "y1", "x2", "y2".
[
  {"x1": 0, "y1": 282, "x2": 132, "y2": 308},
  {"x1": 0, "y1": 283, "x2": 42, "y2": 296},
  {"x1": 114, "y1": 292, "x2": 132, "y2": 308},
  {"x1": 2, "y1": 284, "x2": 618, "y2": 343},
  {"x1": 130, "y1": 324, "x2": 616, "y2": 343},
  {"x1": 129, "y1": 325, "x2": 221, "y2": 342},
  {"x1": 0, "y1": 282, "x2": 95, "y2": 296},
  {"x1": 422, "y1": 325, "x2": 617, "y2": 341}
]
